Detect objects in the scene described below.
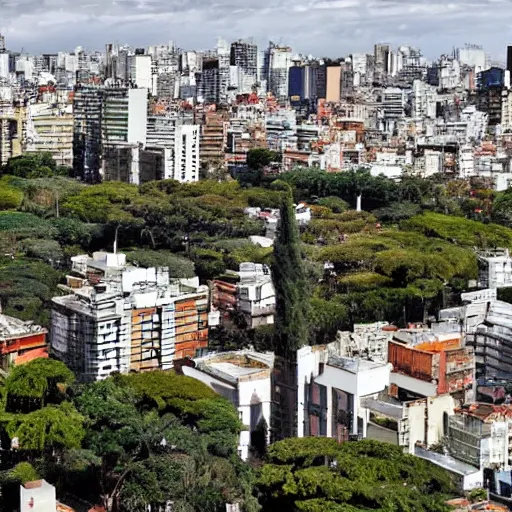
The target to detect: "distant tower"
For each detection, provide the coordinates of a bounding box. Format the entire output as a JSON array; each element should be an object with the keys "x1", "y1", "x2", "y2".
[
  {"x1": 0, "y1": 33, "x2": 5, "y2": 52},
  {"x1": 507, "y1": 46, "x2": 512, "y2": 77}
]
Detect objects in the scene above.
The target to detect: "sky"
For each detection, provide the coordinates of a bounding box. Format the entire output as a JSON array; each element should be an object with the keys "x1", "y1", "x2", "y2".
[{"x1": 0, "y1": 0, "x2": 510, "y2": 61}]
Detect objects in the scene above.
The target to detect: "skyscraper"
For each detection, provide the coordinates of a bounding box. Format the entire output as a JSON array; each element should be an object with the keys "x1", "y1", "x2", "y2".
[
  {"x1": 230, "y1": 40, "x2": 258, "y2": 94},
  {"x1": 217, "y1": 38, "x2": 230, "y2": 104},
  {"x1": 266, "y1": 42, "x2": 292, "y2": 102}
]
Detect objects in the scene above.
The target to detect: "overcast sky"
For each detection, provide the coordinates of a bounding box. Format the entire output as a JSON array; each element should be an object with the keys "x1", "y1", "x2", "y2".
[{"x1": 0, "y1": 0, "x2": 510, "y2": 61}]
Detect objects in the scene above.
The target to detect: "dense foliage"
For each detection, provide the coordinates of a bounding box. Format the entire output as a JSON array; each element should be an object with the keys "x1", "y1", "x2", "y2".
[
  {"x1": 257, "y1": 437, "x2": 457, "y2": 512},
  {"x1": 2, "y1": 161, "x2": 512, "y2": 334},
  {"x1": 0, "y1": 360, "x2": 258, "y2": 512},
  {"x1": 272, "y1": 181, "x2": 309, "y2": 355}
]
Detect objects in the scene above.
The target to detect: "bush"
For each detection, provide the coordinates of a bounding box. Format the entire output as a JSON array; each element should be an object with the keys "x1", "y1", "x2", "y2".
[
  {"x1": 317, "y1": 196, "x2": 349, "y2": 213},
  {"x1": 0, "y1": 212, "x2": 57, "y2": 239},
  {"x1": 21, "y1": 238, "x2": 64, "y2": 264},
  {"x1": 0, "y1": 184, "x2": 23, "y2": 210},
  {"x1": 126, "y1": 250, "x2": 196, "y2": 278}
]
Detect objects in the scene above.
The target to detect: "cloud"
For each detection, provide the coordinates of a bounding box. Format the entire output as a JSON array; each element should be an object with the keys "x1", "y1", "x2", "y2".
[{"x1": 0, "y1": 0, "x2": 510, "y2": 60}]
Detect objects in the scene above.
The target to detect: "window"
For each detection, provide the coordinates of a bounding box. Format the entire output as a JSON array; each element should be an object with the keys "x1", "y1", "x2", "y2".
[{"x1": 319, "y1": 362, "x2": 325, "y2": 375}]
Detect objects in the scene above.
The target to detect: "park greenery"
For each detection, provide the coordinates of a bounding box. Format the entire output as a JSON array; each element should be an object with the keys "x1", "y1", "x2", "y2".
[
  {"x1": 0, "y1": 358, "x2": 258, "y2": 512},
  {"x1": 0, "y1": 154, "x2": 505, "y2": 509},
  {"x1": 0, "y1": 359, "x2": 458, "y2": 512},
  {"x1": 257, "y1": 437, "x2": 457, "y2": 512},
  {"x1": 1, "y1": 155, "x2": 512, "y2": 341}
]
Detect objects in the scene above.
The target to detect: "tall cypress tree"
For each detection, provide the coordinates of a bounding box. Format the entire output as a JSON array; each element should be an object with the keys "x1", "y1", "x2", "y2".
[{"x1": 271, "y1": 181, "x2": 309, "y2": 357}]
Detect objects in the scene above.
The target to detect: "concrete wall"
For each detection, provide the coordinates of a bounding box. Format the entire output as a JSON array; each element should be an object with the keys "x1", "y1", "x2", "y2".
[
  {"x1": 20, "y1": 481, "x2": 56, "y2": 512},
  {"x1": 127, "y1": 88, "x2": 148, "y2": 145}
]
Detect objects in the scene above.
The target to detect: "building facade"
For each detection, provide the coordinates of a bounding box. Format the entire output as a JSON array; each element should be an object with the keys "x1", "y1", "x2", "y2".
[{"x1": 51, "y1": 252, "x2": 208, "y2": 381}]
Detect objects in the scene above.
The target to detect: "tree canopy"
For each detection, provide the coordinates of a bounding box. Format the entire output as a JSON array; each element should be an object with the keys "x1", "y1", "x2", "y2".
[{"x1": 257, "y1": 438, "x2": 457, "y2": 512}]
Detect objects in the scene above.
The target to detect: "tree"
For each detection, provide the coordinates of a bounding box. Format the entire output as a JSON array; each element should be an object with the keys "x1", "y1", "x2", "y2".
[
  {"x1": 4, "y1": 358, "x2": 75, "y2": 412},
  {"x1": 67, "y1": 372, "x2": 249, "y2": 512},
  {"x1": 272, "y1": 182, "x2": 309, "y2": 355},
  {"x1": 125, "y1": 250, "x2": 196, "y2": 278},
  {"x1": 257, "y1": 438, "x2": 457, "y2": 512},
  {"x1": 317, "y1": 196, "x2": 349, "y2": 213},
  {"x1": 3, "y1": 402, "x2": 85, "y2": 451},
  {"x1": 247, "y1": 149, "x2": 279, "y2": 171}
]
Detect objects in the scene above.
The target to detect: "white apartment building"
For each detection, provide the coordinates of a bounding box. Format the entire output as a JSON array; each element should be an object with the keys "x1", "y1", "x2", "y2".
[
  {"x1": 237, "y1": 263, "x2": 276, "y2": 328},
  {"x1": 297, "y1": 345, "x2": 391, "y2": 439},
  {"x1": 412, "y1": 80, "x2": 437, "y2": 119},
  {"x1": 478, "y1": 249, "x2": 512, "y2": 289},
  {"x1": 173, "y1": 124, "x2": 199, "y2": 182},
  {"x1": 379, "y1": 87, "x2": 407, "y2": 134},
  {"x1": 439, "y1": 58, "x2": 461, "y2": 90},
  {"x1": 267, "y1": 44, "x2": 292, "y2": 101},
  {"x1": 448, "y1": 404, "x2": 512, "y2": 471},
  {"x1": 131, "y1": 54, "x2": 152, "y2": 90},
  {"x1": 145, "y1": 117, "x2": 200, "y2": 183},
  {"x1": 101, "y1": 87, "x2": 148, "y2": 146},
  {"x1": 51, "y1": 252, "x2": 209, "y2": 382},
  {"x1": 25, "y1": 103, "x2": 74, "y2": 167},
  {"x1": 183, "y1": 351, "x2": 274, "y2": 460},
  {"x1": 460, "y1": 106, "x2": 488, "y2": 142},
  {"x1": 0, "y1": 53, "x2": 9, "y2": 80},
  {"x1": 502, "y1": 88, "x2": 512, "y2": 132},
  {"x1": 457, "y1": 46, "x2": 488, "y2": 74},
  {"x1": 459, "y1": 145, "x2": 475, "y2": 178}
]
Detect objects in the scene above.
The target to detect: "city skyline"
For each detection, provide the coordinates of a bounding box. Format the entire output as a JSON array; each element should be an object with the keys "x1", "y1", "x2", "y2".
[{"x1": 1, "y1": 0, "x2": 511, "y2": 60}]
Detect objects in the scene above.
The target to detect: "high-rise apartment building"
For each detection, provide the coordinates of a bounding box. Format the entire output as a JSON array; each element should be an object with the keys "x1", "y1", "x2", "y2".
[
  {"x1": 217, "y1": 38, "x2": 231, "y2": 104},
  {"x1": 374, "y1": 43, "x2": 390, "y2": 81},
  {"x1": 25, "y1": 103, "x2": 74, "y2": 167},
  {"x1": 73, "y1": 85, "x2": 103, "y2": 181},
  {"x1": 326, "y1": 66, "x2": 341, "y2": 102},
  {"x1": 51, "y1": 252, "x2": 209, "y2": 382},
  {"x1": 0, "y1": 53, "x2": 9, "y2": 79},
  {"x1": 266, "y1": 43, "x2": 292, "y2": 101},
  {"x1": 146, "y1": 116, "x2": 200, "y2": 183},
  {"x1": 131, "y1": 54, "x2": 152, "y2": 90},
  {"x1": 102, "y1": 87, "x2": 148, "y2": 145},
  {"x1": 197, "y1": 57, "x2": 220, "y2": 103},
  {"x1": 230, "y1": 40, "x2": 258, "y2": 94},
  {"x1": 73, "y1": 85, "x2": 148, "y2": 182}
]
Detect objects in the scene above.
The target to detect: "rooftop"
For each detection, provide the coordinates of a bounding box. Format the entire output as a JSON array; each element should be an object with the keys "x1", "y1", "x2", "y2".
[
  {"x1": 196, "y1": 351, "x2": 275, "y2": 384},
  {"x1": 0, "y1": 313, "x2": 47, "y2": 340},
  {"x1": 414, "y1": 446, "x2": 480, "y2": 476},
  {"x1": 328, "y1": 355, "x2": 388, "y2": 373},
  {"x1": 361, "y1": 397, "x2": 403, "y2": 420},
  {"x1": 455, "y1": 403, "x2": 512, "y2": 422}
]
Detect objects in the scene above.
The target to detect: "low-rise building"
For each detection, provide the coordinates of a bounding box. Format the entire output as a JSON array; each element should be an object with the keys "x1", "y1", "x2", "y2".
[
  {"x1": 212, "y1": 262, "x2": 276, "y2": 328},
  {"x1": 51, "y1": 252, "x2": 208, "y2": 381},
  {"x1": 447, "y1": 403, "x2": 512, "y2": 471},
  {"x1": 182, "y1": 351, "x2": 274, "y2": 460},
  {"x1": 363, "y1": 394, "x2": 456, "y2": 454},
  {"x1": 20, "y1": 479, "x2": 75, "y2": 512},
  {"x1": 388, "y1": 333, "x2": 474, "y2": 401},
  {"x1": 297, "y1": 345, "x2": 392, "y2": 440},
  {"x1": 0, "y1": 313, "x2": 47, "y2": 369},
  {"x1": 478, "y1": 249, "x2": 512, "y2": 289}
]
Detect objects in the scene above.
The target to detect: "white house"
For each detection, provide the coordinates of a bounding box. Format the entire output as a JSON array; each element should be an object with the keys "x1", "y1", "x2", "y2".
[
  {"x1": 183, "y1": 351, "x2": 274, "y2": 460},
  {"x1": 297, "y1": 345, "x2": 391, "y2": 440}
]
